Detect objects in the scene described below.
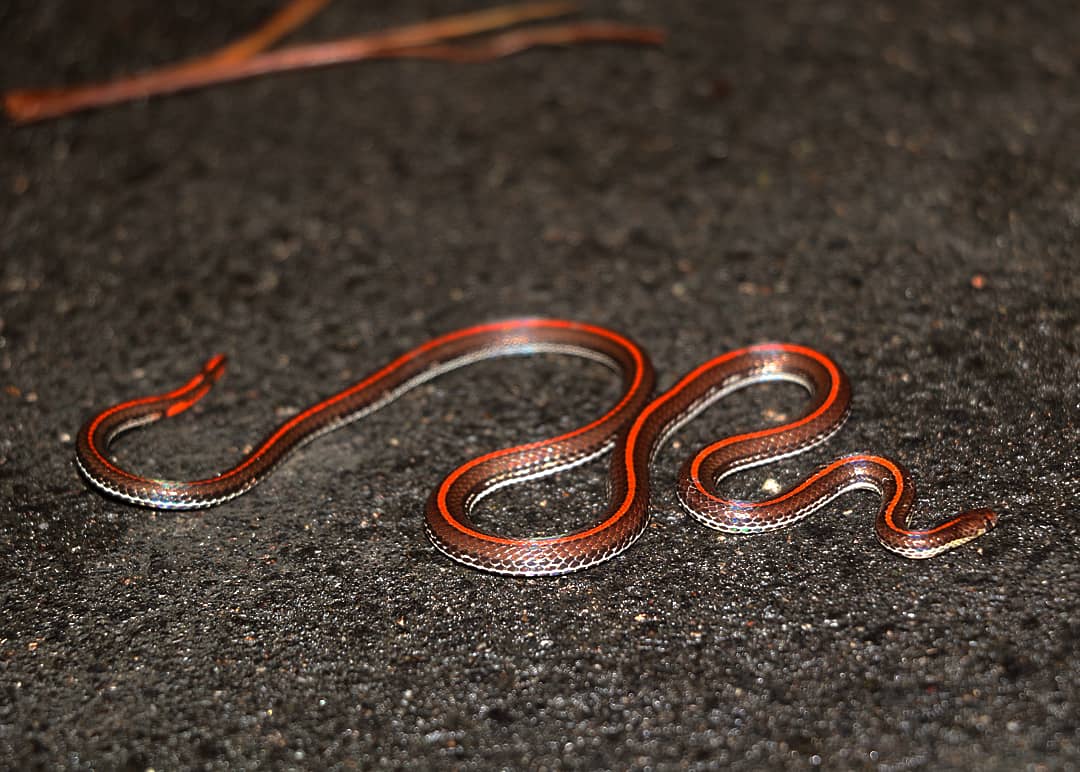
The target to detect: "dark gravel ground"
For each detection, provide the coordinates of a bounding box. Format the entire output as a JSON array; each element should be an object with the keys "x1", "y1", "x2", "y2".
[{"x1": 1, "y1": 1, "x2": 1078, "y2": 769}]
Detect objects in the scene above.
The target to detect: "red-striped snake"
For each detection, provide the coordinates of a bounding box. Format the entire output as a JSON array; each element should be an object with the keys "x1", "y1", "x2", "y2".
[{"x1": 75, "y1": 319, "x2": 997, "y2": 575}]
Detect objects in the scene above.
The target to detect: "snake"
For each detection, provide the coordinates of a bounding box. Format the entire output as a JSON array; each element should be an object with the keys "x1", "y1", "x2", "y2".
[{"x1": 75, "y1": 318, "x2": 997, "y2": 575}]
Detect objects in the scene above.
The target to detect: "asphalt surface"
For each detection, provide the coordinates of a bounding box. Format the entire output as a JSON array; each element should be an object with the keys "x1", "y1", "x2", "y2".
[{"x1": 1, "y1": 1, "x2": 1078, "y2": 769}]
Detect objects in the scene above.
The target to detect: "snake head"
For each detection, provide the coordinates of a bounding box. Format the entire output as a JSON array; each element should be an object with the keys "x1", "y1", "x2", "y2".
[{"x1": 968, "y1": 507, "x2": 999, "y2": 532}]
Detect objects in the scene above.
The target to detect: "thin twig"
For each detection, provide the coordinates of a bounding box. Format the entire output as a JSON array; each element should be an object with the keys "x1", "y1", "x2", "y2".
[
  {"x1": 384, "y1": 22, "x2": 666, "y2": 63},
  {"x1": 7, "y1": 0, "x2": 334, "y2": 125},
  {"x1": 6, "y1": 2, "x2": 613, "y2": 124},
  {"x1": 197, "y1": 0, "x2": 333, "y2": 65}
]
